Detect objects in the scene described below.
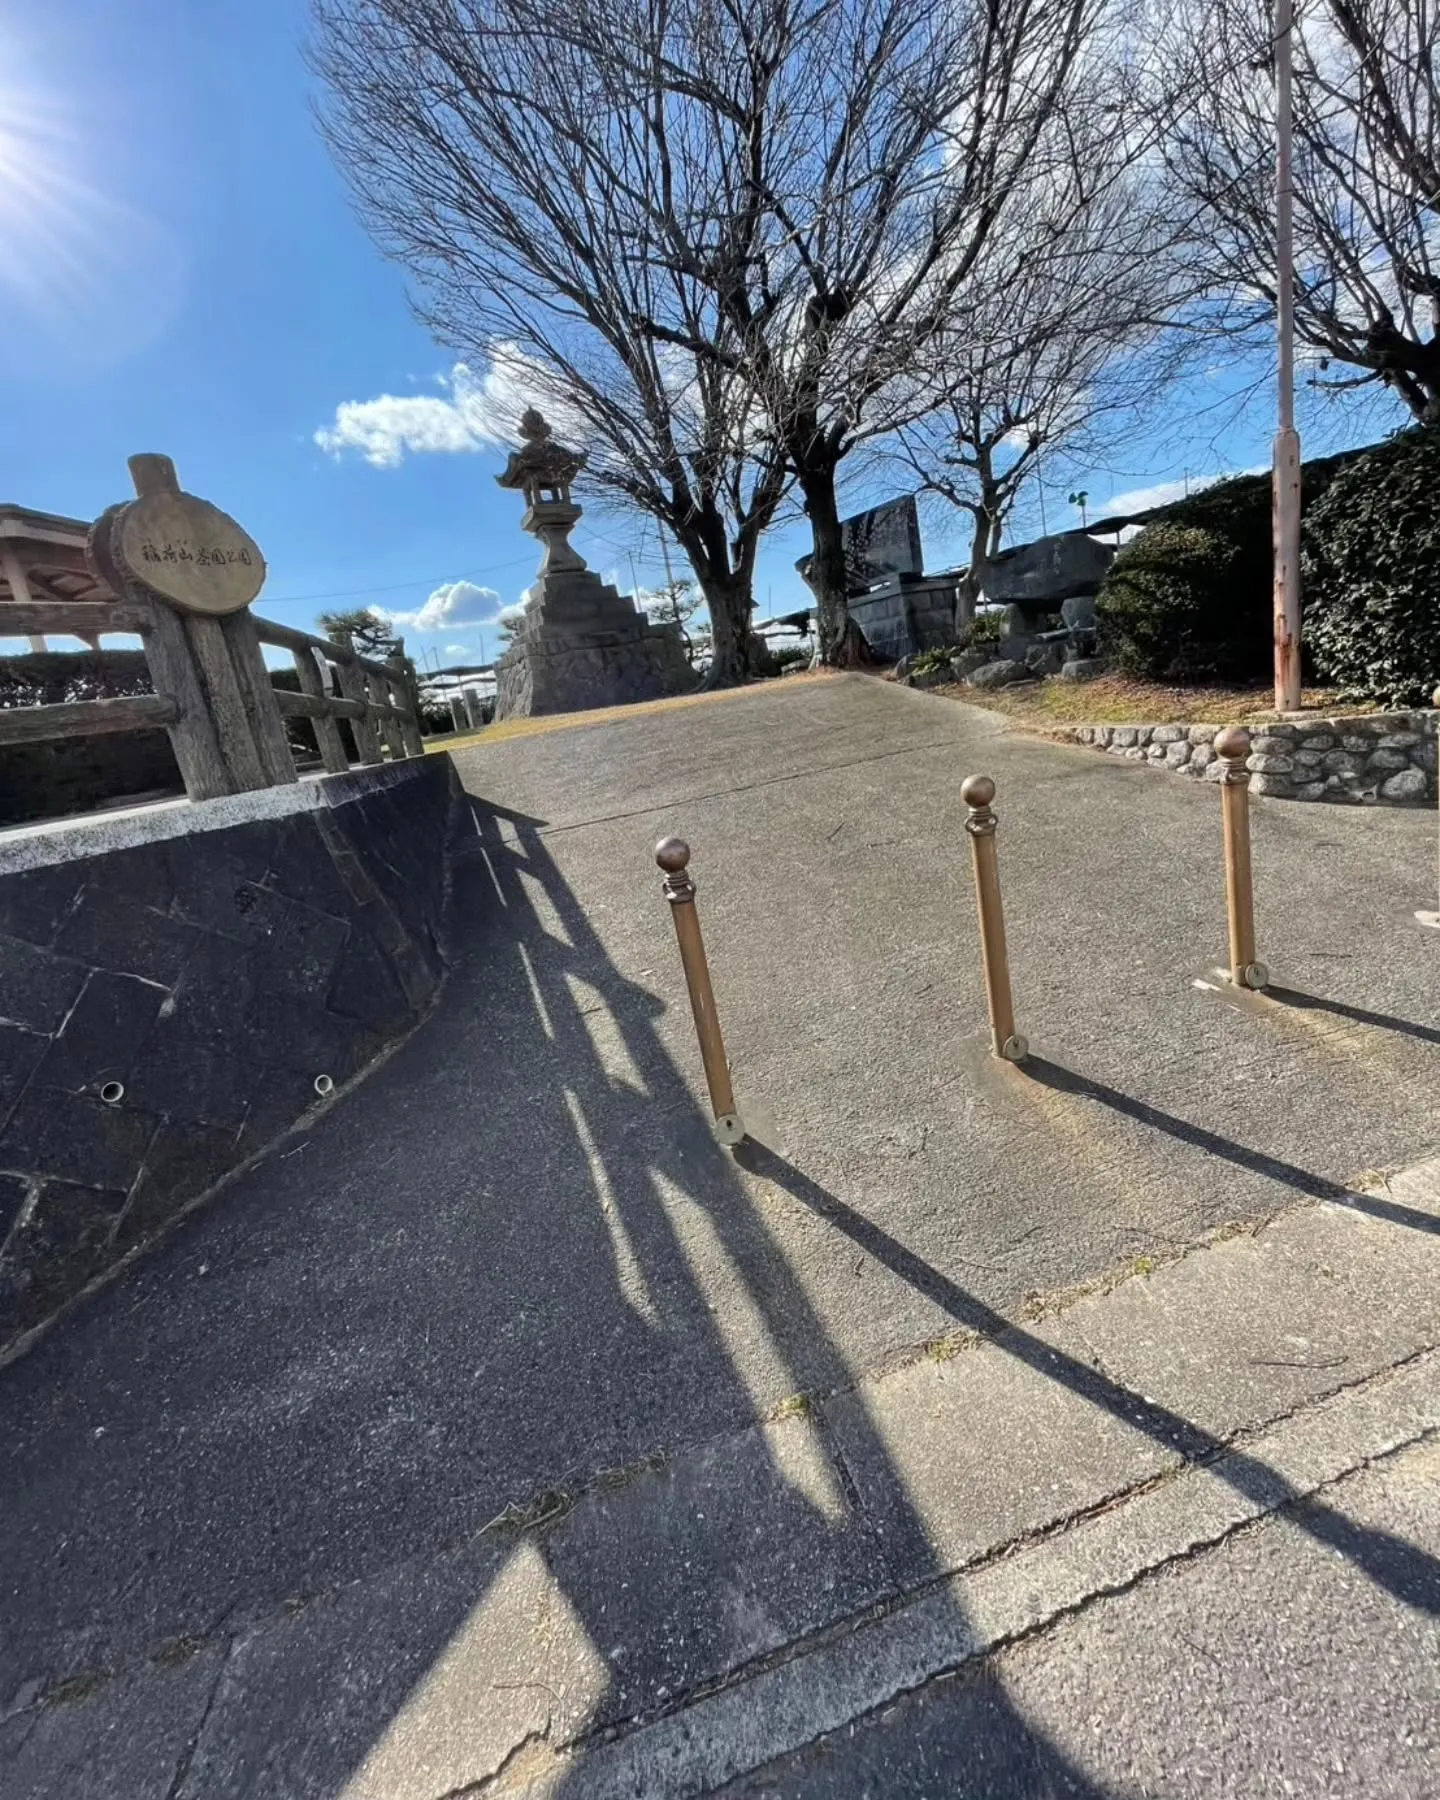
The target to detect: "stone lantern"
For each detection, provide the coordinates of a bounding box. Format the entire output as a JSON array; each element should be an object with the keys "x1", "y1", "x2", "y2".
[
  {"x1": 496, "y1": 408, "x2": 588, "y2": 576},
  {"x1": 491, "y1": 410, "x2": 693, "y2": 719}
]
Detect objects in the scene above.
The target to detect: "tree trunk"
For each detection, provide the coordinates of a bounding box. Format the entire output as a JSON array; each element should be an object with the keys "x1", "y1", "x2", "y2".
[
  {"x1": 671, "y1": 501, "x2": 776, "y2": 689},
  {"x1": 702, "y1": 572, "x2": 761, "y2": 687},
  {"x1": 957, "y1": 506, "x2": 990, "y2": 635},
  {"x1": 797, "y1": 462, "x2": 871, "y2": 667}
]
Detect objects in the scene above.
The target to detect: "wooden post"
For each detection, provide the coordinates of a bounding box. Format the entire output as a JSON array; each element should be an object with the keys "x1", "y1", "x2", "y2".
[
  {"x1": 366, "y1": 665, "x2": 403, "y2": 761},
  {"x1": 183, "y1": 613, "x2": 271, "y2": 791},
  {"x1": 1215, "y1": 727, "x2": 1269, "y2": 988},
  {"x1": 961, "y1": 775, "x2": 1028, "y2": 1061},
  {"x1": 220, "y1": 610, "x2": 298, "y2": 787},
  {"x1": 1272, "y1": 0, "x2": 1302, "y2": 712},
  {"x1": 88, "y1": 503, "x2": 235, "y2": 802},
  {"x1": 332, "y1": 635, "x2": 382, "y2": 763},
  {"x1": 389, "y1": 643, "x2": 425, "y2": 757},
  {"x1": 655, "y1": 837, "x2": 745, "y2": 1144},
  {"x1": 294, "y1": 645, "x2": 349, "y2": 774},
  {"x1": 1421, "y1": 688, "x2": 1440, "y2": 929}
]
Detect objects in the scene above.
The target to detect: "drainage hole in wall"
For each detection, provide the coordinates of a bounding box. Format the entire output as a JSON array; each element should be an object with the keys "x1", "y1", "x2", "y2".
[
  {"x1": 99, "y1": 1081, "x2": 125, "y2": 1105},
  {"x1": 314, "y1": 1075, "x2": 334, "y2": 1097}
]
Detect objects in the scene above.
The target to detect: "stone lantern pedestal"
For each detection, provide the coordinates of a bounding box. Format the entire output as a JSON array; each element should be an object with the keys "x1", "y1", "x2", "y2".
[{"x1": 493, "y1": 411, "x2": 693, "y2": 719}]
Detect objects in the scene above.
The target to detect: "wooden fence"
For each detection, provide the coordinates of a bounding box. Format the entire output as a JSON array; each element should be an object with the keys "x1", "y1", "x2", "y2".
[{"x1": 0, "y1": 594, "x2": 425, "y2": 803}]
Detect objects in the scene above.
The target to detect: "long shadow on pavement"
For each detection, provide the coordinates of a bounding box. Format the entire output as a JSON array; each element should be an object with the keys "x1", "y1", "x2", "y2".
[
  {"x1": 0, "y1": 800, "x2": 1116, "y2": 1799},
  {"x1": 1024, "y1": 1056, "x2": 1440, "y2": 1240},
  {"x1": 739, "y1": 1140, "x2": 1440, "y2": 1620}
]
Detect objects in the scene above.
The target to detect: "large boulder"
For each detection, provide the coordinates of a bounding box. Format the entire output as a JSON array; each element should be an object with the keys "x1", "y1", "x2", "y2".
[
  {"x1": 951, "y1": 648, "x2": 993, "y2": 680},
  {"x1": 980, "y1": 534, "x2": 1115, "y2": 608},
  {"x1": 967, "y1": 658, "x2": 1028, "y2": 689}
]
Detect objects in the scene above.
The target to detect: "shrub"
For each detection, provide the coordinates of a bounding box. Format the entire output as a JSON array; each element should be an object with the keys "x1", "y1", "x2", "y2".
[
  {"x1": 1097, "y1": 519, "x2": 1260, "y2": 681},
  {"x1": 1303, "y1": 425, "x2": 1440, "y2": 706},
  {"x1": 961, "y1": 611, "x2": 1002, "y2": 648},
  {"x1": 1095, "y1": 453, "x2": 1359, "y2": 684},
  {"x1": 911, "y1": 644, "x2": 958, "y2": 678},
  {"x1": 770, "y1": 641, "x2": 813, "y2": 672}
]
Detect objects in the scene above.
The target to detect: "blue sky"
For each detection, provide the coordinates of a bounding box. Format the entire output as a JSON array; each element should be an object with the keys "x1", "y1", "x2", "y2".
[{"x1": 2, "y1": 0, "x2": 1400, "y2": 667}]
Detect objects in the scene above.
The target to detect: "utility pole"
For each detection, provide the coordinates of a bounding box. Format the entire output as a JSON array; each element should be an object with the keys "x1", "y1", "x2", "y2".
[{"x1": 1273, "y1": 0, "x2": 1302, "y2": 712}]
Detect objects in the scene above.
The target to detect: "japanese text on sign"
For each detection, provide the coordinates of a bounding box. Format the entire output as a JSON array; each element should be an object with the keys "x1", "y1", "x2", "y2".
[{"x1": 138, "y1": 541, "x2": 255, "y2": 568}]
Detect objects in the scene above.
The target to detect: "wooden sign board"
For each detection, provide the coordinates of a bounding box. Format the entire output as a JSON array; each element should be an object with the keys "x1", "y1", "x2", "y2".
[{"x1": 113, "y1": 484, "x2": 265, "y2": 616}]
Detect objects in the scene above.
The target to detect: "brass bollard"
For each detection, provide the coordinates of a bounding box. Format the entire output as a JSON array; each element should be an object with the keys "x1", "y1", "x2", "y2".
[
  {"x1": 960, "y1": 776, "x2": 1028, "y2": 1062},
  {"x1": 655, "y1": 838, "x2": 745, "y2": 1144},
  {"x1": 1214, "y1": 727, "x2": 1269, "y2": 989}
]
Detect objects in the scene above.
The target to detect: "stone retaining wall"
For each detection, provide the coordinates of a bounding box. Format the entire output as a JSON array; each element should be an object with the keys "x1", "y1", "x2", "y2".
[
  {"x1": 850, "y1": 575, "x2": 959, "y2": 663},
  {"x1": 0, "y1": 754, "x2": 462, "y2": 1355},
  {"x1": 1054, "y1": 711, "x2": 1438, "y2": 803}
]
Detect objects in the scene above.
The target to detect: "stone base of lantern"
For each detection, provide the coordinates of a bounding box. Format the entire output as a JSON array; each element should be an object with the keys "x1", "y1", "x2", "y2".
[{"x1": 493, "y1": 567, "x2": 694, "y2": 720}]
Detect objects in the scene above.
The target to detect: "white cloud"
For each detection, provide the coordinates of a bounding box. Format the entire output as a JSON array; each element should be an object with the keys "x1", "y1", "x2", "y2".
[
  {"x1": 444, "y1": 642, "x2": 469, "y2": 656},
  {"x1": 315, "y1": 347, "x2": 586, "y2": 468},
  {"x1": 1098, "y1": 468, "x2": 1266, "y2": 518},
  {"x1": 380, "y1": 579, "x2": 501, "y2": 634}
]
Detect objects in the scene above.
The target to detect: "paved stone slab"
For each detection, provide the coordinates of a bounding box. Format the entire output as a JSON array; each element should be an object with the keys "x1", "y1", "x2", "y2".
[
  {"x1": 181, "y1": 1535, "x2": 601, "y2": 1800},
  {"x1": 0, "y1": 1646, "x2": 223, "y2": 1800},
  {"x1": 722, "y1": 1435, "x2": 1440, "y2": 1799},
  {"x1": 525, "y1": 1352, "x2": 1440, "y2": 1798},
  {"x1": 4, "y1": 675, "x2": 1440, "y2": 1749},
  {"x1": 541, "y1": 1410, "x2": 893, "y2": 1732},
  {"x1": 821, "y1": 1330, "x2": 1179, "y2": 1590},
  {"x1": 1051, "y1": 1170, "x2": 1440, "y2": 1439}
]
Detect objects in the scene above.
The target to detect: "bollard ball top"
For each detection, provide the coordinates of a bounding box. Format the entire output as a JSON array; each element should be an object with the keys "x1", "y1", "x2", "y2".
[
  {"x1": 655, "y1": 836, "x2": 692, "y2": 873},
  {"x1": 960, "y1": 774, "x2": 996, "y2": 810},
  {"x1": 1214, "y1": 725, "x2": 1251, "y2": 761}
]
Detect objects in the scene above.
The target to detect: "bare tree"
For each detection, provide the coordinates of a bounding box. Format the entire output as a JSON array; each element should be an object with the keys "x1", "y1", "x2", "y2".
[
  {"x1": 890, "y1": 180, "x2": 1188, "y2": 620},
  {"x1": 315, "y1": 0, "x2": 1164, "y2": 671},
  {"x1": 1165, "y1": 0, "x2": 1440, "y2": 419},
  {"x1": 563, "y1": 0, "x2": 1163, "y2": 663},
  {"x1": 309, "y1": 0, "x2": 788, "y2": 687}
]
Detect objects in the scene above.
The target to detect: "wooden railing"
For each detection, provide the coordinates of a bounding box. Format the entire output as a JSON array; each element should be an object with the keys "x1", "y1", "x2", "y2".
[
  {"x1": 253, "y1": 617, "x2": 425, "y2": 769},
  {"x1": 0, "y1": 594, "x2": 425, "y2": 800}
]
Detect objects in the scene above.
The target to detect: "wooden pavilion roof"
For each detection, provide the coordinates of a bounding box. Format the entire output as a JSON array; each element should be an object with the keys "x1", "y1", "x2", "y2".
[{"x1": 0, "y1": 504, "x2": 113, "y2": 609}]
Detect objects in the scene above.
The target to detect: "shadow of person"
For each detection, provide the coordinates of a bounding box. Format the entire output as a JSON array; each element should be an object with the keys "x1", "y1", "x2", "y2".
[
  {"x1": 457, "y1": 802, "x2": 1119, "y2": 1796},
  {"x1": 0, "y1": 803, "x2": 1143, "y2": 1797}
]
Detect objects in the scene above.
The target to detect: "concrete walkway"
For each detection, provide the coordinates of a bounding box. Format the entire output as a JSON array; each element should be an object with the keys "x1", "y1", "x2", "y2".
[{"x1": 2, "y1": 674, "x2": 1438, "y2": 1795}]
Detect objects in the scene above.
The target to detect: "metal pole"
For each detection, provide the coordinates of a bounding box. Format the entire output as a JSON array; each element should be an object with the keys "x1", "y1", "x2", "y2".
[
  {"x1": 1421, "y1": 686, "x2": 1440, "y2": 928},
  {"x1": 1215, "y1": 728, "x2": 1269, "y2": 989},
  {"x1": 1273, "y1": 0, "x2": 1302, "y2": 712},
  {"x1": 961, "y1": 776, "x2": 1028, "y2": 1061},
  {"x1": 655, "y1": 837, "x2": 745, "y2": 1144}
]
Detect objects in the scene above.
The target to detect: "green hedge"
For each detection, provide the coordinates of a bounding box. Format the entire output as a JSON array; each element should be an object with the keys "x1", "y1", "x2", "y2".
[
  {"x1": 1302, "y1": 426, "x2": 1440, "y2": 707},
  {"x1": 1095, "y1": 452, "x2": 1359, "y2": 684}
]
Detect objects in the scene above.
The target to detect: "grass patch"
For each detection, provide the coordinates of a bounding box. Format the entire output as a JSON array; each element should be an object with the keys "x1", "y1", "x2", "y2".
[
  {"x1": 934, "y1": 674, "x2": 1378, "y2": 728},
  {"x1": 767, "y1": 1391, "x2": 812, "y2": 1421}
]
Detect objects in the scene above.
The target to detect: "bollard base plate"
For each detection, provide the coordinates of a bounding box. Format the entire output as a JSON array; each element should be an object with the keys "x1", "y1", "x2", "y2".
[
  {"x1": 712, "y1": 1113, "x2": 746, "y2": 1146},
  {"x1": 998, "y1": 1033, "x2": 1029, "y2": 1063},
  {"x1": 1239, "y1": 961, "x2": 1269, "y2": 991}
]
